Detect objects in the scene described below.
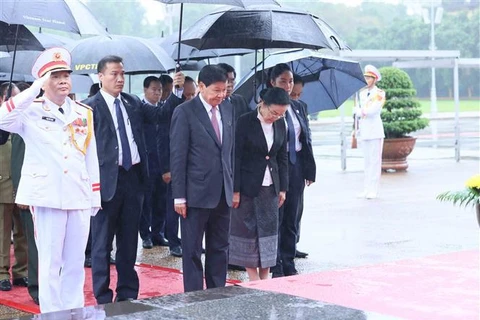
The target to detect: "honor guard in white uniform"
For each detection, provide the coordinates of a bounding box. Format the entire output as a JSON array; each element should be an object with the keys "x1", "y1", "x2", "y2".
[
  {"x1": 0, "y1": 47, "x2": 101, "y2": 313},
  {"x1": 354, "y1": 65, "x2": 386, "y2": 199}
]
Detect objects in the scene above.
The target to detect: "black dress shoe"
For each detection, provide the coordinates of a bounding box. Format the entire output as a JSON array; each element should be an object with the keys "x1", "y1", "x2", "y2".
[
  {"x1": 0, "y1": 279, "x2": 12, "y2": 291},
  {"x1": 152, "y1": 237, "x2": 169, "y2": 247},
  {"x1": 284, "y1": 269, "x2": 299, "y2": 277},
  {"x1": 142, "y1": 238, "x2": 153, "y2": 249},
  {"x1": 170, "y1": 246, "x2": 182, "y2": 257},
  {"x1": 295, "y1": 250, "x2": 309, "y2": 259},
  {"x1": 228, "y1": 264, "x2": 246, "y2": 271},
  {"x1": 271, "y1": 272, "x2": 284, "y2": 279},
  {"x1": 114, "y1": 297, "x2": 134, "y2": 302},
  {"x1": 13, "y1": 277, "x2": 28, "y2": 287},
  {"x1": 84, "y1": 256, "x2": 92, "y2": 268}
]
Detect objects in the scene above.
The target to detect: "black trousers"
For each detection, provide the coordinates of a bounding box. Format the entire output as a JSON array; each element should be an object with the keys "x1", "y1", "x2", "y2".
[
  {"x1": 19, "y1": 208, "x2": 38, "y2": 301},
  {"x1": 276, "y1": 151, "x2": 305, "y2": 275},
  {"x1": 91, "y1": 165, "x2": 144, "y2": 304},
  {"x1": 139, "y1": 173, "x2": 166, "y2": 241},
  {"x1": 180, "y1": 192, "x2": 230, "y2": 292}
]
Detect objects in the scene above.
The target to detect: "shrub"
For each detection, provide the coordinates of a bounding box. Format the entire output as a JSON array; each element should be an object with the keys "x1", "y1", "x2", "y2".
[{"x1": 377, "y1": 67, "x2": 429, "y2": 138}]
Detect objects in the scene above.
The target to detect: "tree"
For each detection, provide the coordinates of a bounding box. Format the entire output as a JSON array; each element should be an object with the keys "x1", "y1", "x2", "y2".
[{"x1": 377, "y1": 67, "x2": 429, "y2": 139}]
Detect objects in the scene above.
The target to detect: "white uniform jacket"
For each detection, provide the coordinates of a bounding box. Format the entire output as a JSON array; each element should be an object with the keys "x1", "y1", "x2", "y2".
[
  {"x1": 0, "y1": 84, "x2": 101, "y2": 210},
  {"x1": 355, "y1": 86, "x2": 386, "y2": 140}
]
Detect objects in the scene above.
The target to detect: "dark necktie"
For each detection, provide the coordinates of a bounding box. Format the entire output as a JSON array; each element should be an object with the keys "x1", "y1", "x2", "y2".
[
  {"x1": 285, "y1": 110, "x2": 296, "y2": 165},
  {"x1": 58, "y1": 107, "x2": 64, "y2": 114},
  {"x1": 114, "y1": 98, "x2": 132, "y2": 170}
]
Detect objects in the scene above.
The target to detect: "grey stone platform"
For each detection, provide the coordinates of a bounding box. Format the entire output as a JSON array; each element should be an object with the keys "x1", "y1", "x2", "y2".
[{"x1": 15, "y1": 286, "x2": 400, "y2": 320}]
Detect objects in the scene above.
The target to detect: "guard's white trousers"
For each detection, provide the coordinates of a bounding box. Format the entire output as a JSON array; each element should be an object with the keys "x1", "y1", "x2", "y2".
[
  {"x1": 360, "y1": 138, "x2": 384, "y2": 197},
  {"x1": 31, "y1": 207, "x2": 90, "y2": 313}
]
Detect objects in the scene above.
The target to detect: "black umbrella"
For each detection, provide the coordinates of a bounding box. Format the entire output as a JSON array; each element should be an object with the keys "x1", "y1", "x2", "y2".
[
  {"x1": 234, "y1": 49, "x2": 366, "y2": 113},
  {"x1": 155, "y1": 0, "x2": 279, "y2": 70},
  {"x1": 181, "y1": 6, "x2": 349, "y2": 51},
  {"x1": 0, "y1": 0, "x2": 107, "y2": 35},
  {"x1": 67, "y1": 35, "x2": 176, "y2": 75},
  {"x1": 156, "y1": 33, "x2": 253, "y2": 62},
  {"x1": 182, "y1": 6, "x2": 349, "y2": 102},
  {"x1": 0, "y1": 22, "x2": 43, "y2": 52},
  {"x1": 0, "y1": 0, "x2": 107, "y2": 96}
]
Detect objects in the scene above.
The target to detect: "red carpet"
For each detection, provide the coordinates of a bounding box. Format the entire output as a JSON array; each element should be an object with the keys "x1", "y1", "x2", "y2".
[
  {"x1": 240, "y1": 250, "x2": 480, "y2": 320},
  {"x1": 0, "y1": 261, "x2": 240, "y2": 314}
]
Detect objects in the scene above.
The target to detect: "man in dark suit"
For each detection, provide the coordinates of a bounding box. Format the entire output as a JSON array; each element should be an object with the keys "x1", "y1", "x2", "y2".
[
  {"x1": 139, "y1": 76, "x2": 167, "y2": 249},
  {"x1": 290, "y1": 74, "x2": 309, "y2": 259},
  {"x1": 170, "y1": 65, "x2": 234, "y2": 292},
  {"x1": 217, "y1": 63, "x2": 251, "y2": 122},
  {"x1": 83, "y1": 55, "x2": 183, "y2": 304}
]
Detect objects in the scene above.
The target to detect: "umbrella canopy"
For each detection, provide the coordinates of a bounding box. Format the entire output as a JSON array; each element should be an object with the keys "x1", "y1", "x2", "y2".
[
  {"x1": 67, "y1": 35, "x2": 176, "y2": 75},
  {"x1": 234, "y1": 49, "x2": 366, "y2": 113},
  {"x1": 0, "y1": 21, "x2": 43, "y2": 52},
  {"x1": 155, "y1": 0, "x2": 279, "y2": 69},
  {"x1": 156, "y1": 33, "x2": 253, "y2": 61},
  {"x1": 181, "y1": 6, "x2": 348, "y2": 51},
  {"x1": 0, "y1": 0, "x2": 107, "y2": 35}
]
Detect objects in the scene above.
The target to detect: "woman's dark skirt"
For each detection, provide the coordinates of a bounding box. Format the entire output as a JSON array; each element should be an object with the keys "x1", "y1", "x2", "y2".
[{"x1": 229, "y1": 185, "x2": 278, "y2": 268}]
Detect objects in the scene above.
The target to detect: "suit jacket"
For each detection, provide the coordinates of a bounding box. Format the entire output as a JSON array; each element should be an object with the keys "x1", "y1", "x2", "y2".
[
  {"x1": 170, "y1": 95, "x2": 234, "y2": 208},
  {"x1": 229, "y1": 94, "x2": 251, "y2": 122},
  {"x1": 355, "y1": 86, "x2": 385, "y2": 140},
  {"x1": 234, "y1": 110, "x2": 288, "y2": 198},
  {"x1": 83, "y1": 91, "x2": 178, "y2": 202},
  {"x1": 157, "y1": 94, "x2": 184, "y2": 175},
  {"x1": 0, "y1": 95, "x2": 100, "y2": 209},
  {"x1": 290, "y1": 99, "x2": 316, "y2": 182}
]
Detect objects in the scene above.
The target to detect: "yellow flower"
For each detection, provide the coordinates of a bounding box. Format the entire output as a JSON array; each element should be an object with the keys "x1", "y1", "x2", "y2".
[{"x1": 465, "y1": 174, "x2": 480, "y2": 189}]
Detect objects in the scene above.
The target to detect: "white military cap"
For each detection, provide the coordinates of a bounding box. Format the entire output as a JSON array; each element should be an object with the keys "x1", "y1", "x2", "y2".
[
  {"x1": 31, "y1": 47, "x2": 72, "y2": 79},
  {"x1": 364, "y1": 64, "x2": 381, "y2": 81}
]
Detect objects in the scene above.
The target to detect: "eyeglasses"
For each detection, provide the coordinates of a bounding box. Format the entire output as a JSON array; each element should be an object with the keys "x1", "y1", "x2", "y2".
[{"x1": 267, "y1": 106, "x2": 285, "y2": 119}]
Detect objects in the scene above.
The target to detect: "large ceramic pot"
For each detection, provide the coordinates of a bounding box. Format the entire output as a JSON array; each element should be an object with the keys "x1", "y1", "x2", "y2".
[{"x1": 382, "y1": 137, "x2": 417, "y2": 171}]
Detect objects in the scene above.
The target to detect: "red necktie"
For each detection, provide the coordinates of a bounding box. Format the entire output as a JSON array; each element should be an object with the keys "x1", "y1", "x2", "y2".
[{"x1": 211, "y1": 106, "x2": 221, "y2": 144}]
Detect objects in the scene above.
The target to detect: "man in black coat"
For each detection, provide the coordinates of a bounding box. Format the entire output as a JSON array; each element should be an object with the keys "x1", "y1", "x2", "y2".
[
  {"x1": 83, "y1": 55, "x2": 183, "y2": 304},
  {"x1": 217, "y1": 63, "x2": 251, "y2": 121}
]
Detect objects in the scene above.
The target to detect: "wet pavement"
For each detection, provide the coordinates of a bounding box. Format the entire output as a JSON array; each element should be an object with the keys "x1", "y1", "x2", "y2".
[{"x1": 2, "y1": 112, "x2": 479, "y2": 319}]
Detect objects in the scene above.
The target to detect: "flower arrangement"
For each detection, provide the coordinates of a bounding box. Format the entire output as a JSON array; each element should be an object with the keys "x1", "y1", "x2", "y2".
[{"x1": 437, "y1": 174, "x2": 480, "y2": 208}]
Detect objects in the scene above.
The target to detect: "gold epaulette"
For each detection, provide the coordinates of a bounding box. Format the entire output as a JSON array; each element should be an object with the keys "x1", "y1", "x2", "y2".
[{"x1": 75, "y1": 101, "x2": 93, "y2": 111}]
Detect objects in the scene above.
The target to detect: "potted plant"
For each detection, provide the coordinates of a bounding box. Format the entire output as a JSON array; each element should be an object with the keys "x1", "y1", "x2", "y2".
[
  {"x1": 437, "y1": 174, "x2": 480, "y2": 227},
  {"x1": 376, "y1": 67, "x2": 429, "y2": 171}
]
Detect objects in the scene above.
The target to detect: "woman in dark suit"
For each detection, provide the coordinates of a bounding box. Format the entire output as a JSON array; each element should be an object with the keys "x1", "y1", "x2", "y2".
[{"x1": 229, "y1": 87, "x2": 289, "y2": 281}]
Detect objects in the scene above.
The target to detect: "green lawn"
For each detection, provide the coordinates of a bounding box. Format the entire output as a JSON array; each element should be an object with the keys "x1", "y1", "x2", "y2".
[{"x1": 316, "y1": 99, "x2": 480, "y2": 118}]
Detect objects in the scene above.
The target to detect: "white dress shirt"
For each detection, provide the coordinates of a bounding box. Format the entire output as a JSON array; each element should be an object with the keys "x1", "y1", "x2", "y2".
[
  {"x1": 257, "y1": 110, "x2": 273, "y2": 186},
  {"x1": 100, "y1": 90, "x2": 140, "y2": 166}
]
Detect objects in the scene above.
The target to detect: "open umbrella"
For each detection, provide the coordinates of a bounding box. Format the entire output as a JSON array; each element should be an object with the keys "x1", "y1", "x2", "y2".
[
  {"x1": 182, "y1": 5, "x2": 349, "y2": 102},
  {"x1": 156, "y1": 33, "x2": 253, "y2": 62},
  {"x1": 67, "y1": 35, "x2": 176, "y2": 75},
  {"x1": 234, "y1": 49, "x2": 366, "y2": 113},
  {"x1": 181, "y1": 5, "x2": 348, "y2": 51},
  {"x1": 0, "y1": 22, "x2": 43, "y2": 52},
  {"x1": 155, "y1": 0, "x2": 279, "y2": 69},
  {"x1": 0, "y1": 0, "x2": 107, "y2": 96}
]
